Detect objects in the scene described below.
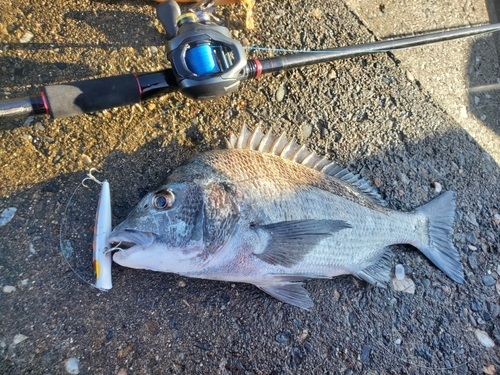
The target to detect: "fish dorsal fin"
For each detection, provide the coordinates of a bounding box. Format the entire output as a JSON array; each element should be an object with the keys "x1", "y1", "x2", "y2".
[{"x1": 226, "y1": 125, "x2": 386, "y2": 206}]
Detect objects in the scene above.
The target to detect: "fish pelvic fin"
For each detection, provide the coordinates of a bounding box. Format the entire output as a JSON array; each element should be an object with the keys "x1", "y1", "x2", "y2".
[
  {"x1": 257, "y1": 275, "x2": 319, "y2": 309},
  {"x1": 416, "y1": 191, "x2": 465, "y2": 284},
  {"x1": 357, "y1": 248, "x2": 393, "y2": 287}
]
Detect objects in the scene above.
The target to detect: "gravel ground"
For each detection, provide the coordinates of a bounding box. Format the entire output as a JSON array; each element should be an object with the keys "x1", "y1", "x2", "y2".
[{"x1": 1, "y1": 0, "x2": 500, "y2": 374}]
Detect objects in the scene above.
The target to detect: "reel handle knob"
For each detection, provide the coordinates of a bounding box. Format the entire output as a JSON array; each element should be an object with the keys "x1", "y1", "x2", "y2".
[{"x1": 157, "y1": 0, "x2": 181, "y2": 40}]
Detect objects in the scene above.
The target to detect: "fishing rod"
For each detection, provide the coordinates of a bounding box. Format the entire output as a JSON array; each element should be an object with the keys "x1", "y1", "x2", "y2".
[{"x1": 1, "y1": 0, "x2": 500, "y2": 128}]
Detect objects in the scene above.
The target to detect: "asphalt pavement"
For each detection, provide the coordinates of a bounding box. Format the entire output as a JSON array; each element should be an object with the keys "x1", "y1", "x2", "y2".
[{"x1": 1, "y1": 0, "x2": 500, "y2": 374}]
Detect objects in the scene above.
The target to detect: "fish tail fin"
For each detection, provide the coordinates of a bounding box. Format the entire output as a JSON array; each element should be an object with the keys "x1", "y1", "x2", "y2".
[{"x1": 415, "y1": 191, "x2": 465, "y2": 284}]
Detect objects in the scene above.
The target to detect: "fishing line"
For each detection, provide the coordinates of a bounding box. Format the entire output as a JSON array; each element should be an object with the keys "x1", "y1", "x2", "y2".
[
  {"x1": 244, "y1": 27, "x2": 497, "y2": 55},
  {"x1": 59, "y1": 169, "x2": 104, "y2": 290},
  {"x1": 343, "y1": 283, "x2": 473, "y2": 371}
]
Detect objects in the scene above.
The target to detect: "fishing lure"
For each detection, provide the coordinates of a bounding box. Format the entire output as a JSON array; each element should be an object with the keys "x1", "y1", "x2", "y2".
[{"x1": 87, "y1": 169, "x2": 113, "y2": 290}]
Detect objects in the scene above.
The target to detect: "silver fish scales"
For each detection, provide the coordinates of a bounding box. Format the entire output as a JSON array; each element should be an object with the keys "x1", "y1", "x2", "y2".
[{"x1": 109, "y1": 125, "x2": 464, "y2": 309}]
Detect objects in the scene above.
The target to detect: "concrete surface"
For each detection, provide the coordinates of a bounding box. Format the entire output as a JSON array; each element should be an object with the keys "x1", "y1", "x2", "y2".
[{"x1": 344, "y1": 0, "x2": 500, "y2": 163}]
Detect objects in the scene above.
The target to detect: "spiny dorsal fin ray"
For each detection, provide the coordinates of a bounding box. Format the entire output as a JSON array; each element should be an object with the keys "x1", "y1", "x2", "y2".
[
  {"x1": 225, "y1": 132, "x2": 237, "y2": 149},
  {"x1": 271, "y1": 134, "x2": 288, "y2": 155},
  {"x1": 225, "y1": 125, "x2": 386, "y2": 206},
  {"x1": 249, "y1": 126, "x2": 264, "y2": 150}
]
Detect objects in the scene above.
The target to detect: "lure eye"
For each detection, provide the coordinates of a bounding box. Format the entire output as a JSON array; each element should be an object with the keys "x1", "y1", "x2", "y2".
[{"x1": 152, "y1": 190, "x2": 175, "y2": 209}]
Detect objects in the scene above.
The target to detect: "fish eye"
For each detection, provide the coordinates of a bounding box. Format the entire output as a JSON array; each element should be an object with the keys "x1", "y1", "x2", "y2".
[{"x1": 152, "y1": 190, "x2": 175, "y2": 210}]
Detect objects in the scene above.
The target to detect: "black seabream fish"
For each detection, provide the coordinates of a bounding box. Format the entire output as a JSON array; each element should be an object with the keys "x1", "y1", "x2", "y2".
[{"x1": 109, "y1": 125, "x2": 464, "y2": 308}]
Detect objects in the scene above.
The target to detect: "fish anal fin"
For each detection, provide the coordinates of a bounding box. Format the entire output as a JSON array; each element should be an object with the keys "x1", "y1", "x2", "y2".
[
  {"x1": 357, "y1": 248, "x2": 393, "y2": 287},
  {"x1": 258, "y1": 281, "x2": 314, "y2": 310},
  {"x1": 253, "y1": 219, "x2": 351, "y2": 267}
]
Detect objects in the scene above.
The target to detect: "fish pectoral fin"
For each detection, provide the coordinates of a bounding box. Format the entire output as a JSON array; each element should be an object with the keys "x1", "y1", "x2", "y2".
[
  {"x1": 253, "y1": 219, "x2": 351, "y2": 267},
  {"x1": 356, "y1": 248, "x2": 393, "y2": 287},
  {"x1": 257, "y1": 281, "x2": 314, "y2": 310}
]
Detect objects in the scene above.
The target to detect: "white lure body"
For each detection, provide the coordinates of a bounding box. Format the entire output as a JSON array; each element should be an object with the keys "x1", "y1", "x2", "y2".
[{"x1": 93, "y1": 180, "x2": 113, "y2": 290}]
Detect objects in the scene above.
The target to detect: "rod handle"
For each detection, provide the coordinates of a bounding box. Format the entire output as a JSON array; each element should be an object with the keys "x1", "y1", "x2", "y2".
[{"x1": 42, "y1": 74, "x2": 141, "y2": 119}]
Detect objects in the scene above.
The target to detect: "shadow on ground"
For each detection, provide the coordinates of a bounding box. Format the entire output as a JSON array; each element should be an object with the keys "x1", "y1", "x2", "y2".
[{"x1": 466, "y1": 2, "x2": 500, "y2": 138}]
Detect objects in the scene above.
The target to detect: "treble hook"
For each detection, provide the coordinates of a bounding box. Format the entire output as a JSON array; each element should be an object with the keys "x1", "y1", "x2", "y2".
[{"x1": 82, "y1": 168, "x2": 103, "y2": 188}]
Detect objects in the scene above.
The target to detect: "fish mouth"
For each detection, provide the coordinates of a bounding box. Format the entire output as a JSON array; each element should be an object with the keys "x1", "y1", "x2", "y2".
[{"x1": 108, "y1": 229, "x2": 156, "y2": 254}]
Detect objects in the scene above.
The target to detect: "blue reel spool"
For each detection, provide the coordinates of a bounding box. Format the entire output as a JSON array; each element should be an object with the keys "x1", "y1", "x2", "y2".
[{"x1": 186, "y1": 44, "x2": 221, "y2": 75}]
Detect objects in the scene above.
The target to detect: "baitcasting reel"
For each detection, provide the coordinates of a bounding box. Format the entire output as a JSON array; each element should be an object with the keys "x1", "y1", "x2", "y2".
[{"x1": 159, "y1": 0, "x2": 247, "y2": 100}]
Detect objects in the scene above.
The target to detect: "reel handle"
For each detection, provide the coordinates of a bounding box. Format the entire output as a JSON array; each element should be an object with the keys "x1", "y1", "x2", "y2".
[{"x1": 157, "y1": 0, "x2": 182, "y2": 40}]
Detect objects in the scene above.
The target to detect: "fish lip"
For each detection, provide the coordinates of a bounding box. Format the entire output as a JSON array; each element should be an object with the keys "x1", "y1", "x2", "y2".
[{"x1": 108, "y1": 229, "x2": 156, "y2": 251}]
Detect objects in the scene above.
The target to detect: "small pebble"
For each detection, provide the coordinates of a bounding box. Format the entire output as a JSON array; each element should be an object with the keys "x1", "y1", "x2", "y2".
[
  {"x1": 395, "y1": 264, "x2": 405, "y2": 280},
  {"x1": 299, "y1": 330, "x2": 308, "y2": 341},
  {"x1": 360, "y1": 345, "x2": 371, "y2": 364},
  {"x1": 391, "y1": 276, "x2": 415, "y2": 294},
  {"x1": 432, "y1": 182, "x2": 442, "y2": 193},
  {"x1": 117, "y1": 369, "x2": 127, "y2": 375},
  {"x1": 468, "y1": 255, "x2": 478, "y2": 270},
  {"x1": 474, "y1": 329, "x2": 495, "y2": 347},
  {"x1": 275, "y1": 333, "x2": 290, "y2": 344},
  {"x1": 301, "y1": 123, "x2": 313, "y2": 138},
  {"x1": 34, "y1": 122, "x2": 45, "y2": 132},
  {"x1": 328, "y1": 69, "x2": 337, "y2": 79},
  {"x1": 466, "y1": 214, "x2": 479, "y2": 227},
  {"x1": 177, "y1": 280, "x2": 186, "y2": 287},
  {"x1": 483, "y1": 275, "x2": 496, "y2": 287},
  {"x1": 333, "y1": 289, "x2": 340, "y2": 302},
  {"x1": 275, "y1": 85, "x2": 286, "y2": 102},
  {"x1": 494, "y1": 214, "x2": 500, "y2": 224},
  {"x1": 441, "y1": 285, "x2": 451, "y2": 296},
  {"x1": 13, "y1": 334, "x2": 28, "y2": 344},
  {"x1": 0, "y1": 207, "x2": 17, "y2": 226},
  {"x1": 459, "y1": 106, "x2": 468, "y2": 119},
  {"x1": 147, "y1": 103, "x2": 156, "y2": 111},
  {"x1": 29, "y1": 243, "x2": 36, "y2": 254},
  {"x1": 3, "y1": 285, "x2": 16, "y2": 293},
  {"x1": 133, "y1": 103, "x2": 144, "y2": 112},
  {"x1": 65, "y1": 357, "x2": 80, "y2": 374},
  {"x1": 471, "y1": 299, "x2": 483, "y2": 312},
  {"x1": 400, "y1": 174, "x2": 410, "y2": 185},
  {"x1": 468, "y1": 245, "x2": 477, "y2": 251},
  {"x1": 117, "y1": 343, "x2": 136, "y2": 359},
  {"x1": 496, "y1": 280, "x2": 500, "y2": 296},
  {"x1": 20, "y1": 31, "x2": 34, "y2": 43},
  {"x1": 81, "y1": 154, "x2": 91, "y2": 166},
  {"x1": 394, "y1": 338, "x2": 402, "y2": 345}
]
